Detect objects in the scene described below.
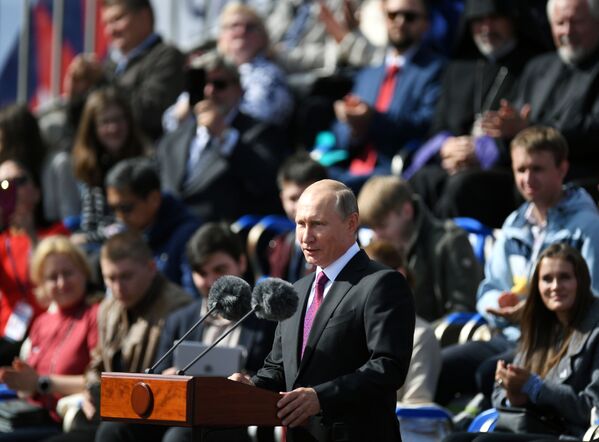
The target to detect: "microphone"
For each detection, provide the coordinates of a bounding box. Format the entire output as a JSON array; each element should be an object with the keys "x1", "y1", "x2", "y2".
[
  {"x1": 146, "y1": 275, "x2": 251, "y2": 374},
  {"x1": 252, "y1": 277, "x2": 299, "y2": 321},
  {"x1": 177, "y1": 277, "x2": 299, "y2": 375}
]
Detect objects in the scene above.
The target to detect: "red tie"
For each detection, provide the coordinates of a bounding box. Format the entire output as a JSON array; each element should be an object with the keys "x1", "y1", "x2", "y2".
[
  {"x1": 349, "y1": 64, "x2": 400, "y2": 175},
  {"x1": 301, "y1": 271, "x2": 329, "y2": 359}
]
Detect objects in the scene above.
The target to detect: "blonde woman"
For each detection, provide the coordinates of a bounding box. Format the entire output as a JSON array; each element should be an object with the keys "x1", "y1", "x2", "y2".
[{"x1": 0, "y1": 236, "x2": 100, "y2": 439}]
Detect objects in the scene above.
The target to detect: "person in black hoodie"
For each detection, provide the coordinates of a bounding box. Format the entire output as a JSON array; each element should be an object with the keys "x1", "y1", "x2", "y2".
[{"x1": 406, "y1": 0, "x2": 547, "y2": 228}]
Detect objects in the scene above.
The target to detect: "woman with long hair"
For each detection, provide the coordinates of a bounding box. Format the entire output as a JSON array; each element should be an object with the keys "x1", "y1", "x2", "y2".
[
  {"x1": 70, "y1": 86, "x2": 147, "y2": 247},
  {"x1": 446, "y1": 243, "x2": 599, "y2": 441}
]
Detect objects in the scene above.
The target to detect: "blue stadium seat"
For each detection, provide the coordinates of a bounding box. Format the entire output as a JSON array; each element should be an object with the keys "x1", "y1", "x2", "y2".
[
  {"x1": 453, "y1": 217, "x2": 495, "y2": 265},
  {"x1": 396, "y1": 404, "x2": 453, "y2": 442},
  {"x1": 467, "y1": 408, "x2": 498, "y2": 433}
]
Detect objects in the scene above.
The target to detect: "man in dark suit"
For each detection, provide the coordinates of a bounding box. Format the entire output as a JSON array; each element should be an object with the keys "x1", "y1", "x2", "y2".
[
  {"x1": 157, "y1": 53, "x2": 286, "y2": 222},
  {"x1": 231, "y1": 179, "x2": 415, "y2": 442},
  {"x1": 323, "y1": 0, "x2": 445, "y2": 191}
]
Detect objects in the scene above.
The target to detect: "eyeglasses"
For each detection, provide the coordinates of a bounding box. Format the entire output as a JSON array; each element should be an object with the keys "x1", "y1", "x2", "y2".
[
  {"x1": 206, "y1": 78, "x2": 233, "y2": 91},
  {"x1": 222, "y1": 21, "x2": 259, "y2": 33},
  {"x1": 109, "y1": 202, "x2": 136, "y2": 214},
  {"x1": 386, "y1": 9, "x2": 425, "y2": 23},
  {"x1": 0, "y1": 175, "x2": 29, "y2": 190}
]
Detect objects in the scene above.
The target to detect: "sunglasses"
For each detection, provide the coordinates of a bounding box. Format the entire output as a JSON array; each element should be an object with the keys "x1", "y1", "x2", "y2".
[
  {"x1": 386, "y1": 9, "x2": 425, "y2": 23},
  {"x1": 206, "y1": 78, "x2": 233, "y2": 91},
  {"x1": 0, "y1": 175, "x2": 29, "y2": 190},
  {"x1": 109, "y1": 202, "x2": 136, "y2": 214}
]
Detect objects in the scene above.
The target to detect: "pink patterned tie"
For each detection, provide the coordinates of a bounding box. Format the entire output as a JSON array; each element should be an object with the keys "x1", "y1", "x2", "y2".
[{"x1": 301, "y1": 271, "x2": 329, "y2": 359}]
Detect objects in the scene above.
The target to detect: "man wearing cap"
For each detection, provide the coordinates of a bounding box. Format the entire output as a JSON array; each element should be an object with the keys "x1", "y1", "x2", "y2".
[{"x1": 406, "y1": 0, "x2": 544, "y2": 228}]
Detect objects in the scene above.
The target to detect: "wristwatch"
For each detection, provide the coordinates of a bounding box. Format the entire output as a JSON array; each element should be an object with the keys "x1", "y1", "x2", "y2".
[{"x1": 37, "y1": 375, "x2": 52, "y2": 394}]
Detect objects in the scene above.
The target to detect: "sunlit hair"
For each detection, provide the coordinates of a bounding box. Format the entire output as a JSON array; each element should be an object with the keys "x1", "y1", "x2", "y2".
[
  {"x1": 519, "y1": 243, "x2": 593, "y2": 377},
  {"x1": 73, "y1": 86, "x2": 146, "y2": 187},
  {"x1": 324, "y1": 180, "x2": 358, "y2": 220},
  {"x1": 547, "y1": 0, "x2": 599, "y2": 20},
  {"x1": 510, "y1": 125, "x2": 569, "y2": 167},
  {"x1": 30, "y1": 235, "x2": 91, "y2": 302},
  {"x1": 218, "y1": 2, "x2": 269, "y2": 54},
  {"x1": 358, "y1": 176, "x2": 413, "y2": 228}
]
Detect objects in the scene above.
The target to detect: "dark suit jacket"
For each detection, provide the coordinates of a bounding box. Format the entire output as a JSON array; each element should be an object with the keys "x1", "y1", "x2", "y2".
[
  {"x1": 253, "y1": 250, "x2": 415, "y2": 442},
  {"x1": 105, "y1": 36, "x2": 185, "y2": 141},
  {"x1": 333, "y1": 46, "x2": 445, "y2": 159},
  {"x1": 157, "y1": 112, "x2": 286, "y2": 222},
  {"x1": 154, "y1": 299, "x2": 276, "y2": 374}
]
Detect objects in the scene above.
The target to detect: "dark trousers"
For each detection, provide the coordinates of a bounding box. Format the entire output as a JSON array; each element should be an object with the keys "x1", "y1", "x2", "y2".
[{"x1": 435, "y1": 335, "x2": 515, "y2": 405}]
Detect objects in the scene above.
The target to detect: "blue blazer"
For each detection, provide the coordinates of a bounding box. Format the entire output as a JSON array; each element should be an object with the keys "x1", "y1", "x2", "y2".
[{"x1": 333, "y1": 45, "x2": 445, "y2": 160}]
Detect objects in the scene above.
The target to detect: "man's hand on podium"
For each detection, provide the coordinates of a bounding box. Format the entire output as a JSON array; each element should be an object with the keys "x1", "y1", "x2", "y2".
[
  {"x1": 277, "y1": 388, "x2": 320, "y2": 428},
  {"x1": 228, "y1": 372, "x2": 254, "y2": 385}
]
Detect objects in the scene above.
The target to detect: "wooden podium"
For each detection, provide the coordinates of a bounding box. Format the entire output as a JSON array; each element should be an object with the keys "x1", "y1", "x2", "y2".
[{"x1": 100, "y1": 372, "x2": 282, "y2": 439}]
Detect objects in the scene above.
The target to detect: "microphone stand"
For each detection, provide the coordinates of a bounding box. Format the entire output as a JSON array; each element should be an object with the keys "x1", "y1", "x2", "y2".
[
  {"x1": 177, "y1": 307, "x2": 258, "y2": 375},
  {"x1": 146, "y1": 305, "x2": 217, "y2": 374}
]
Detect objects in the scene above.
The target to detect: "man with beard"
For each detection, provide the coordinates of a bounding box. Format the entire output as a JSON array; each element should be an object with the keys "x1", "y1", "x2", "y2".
[
  {"x1": 480, "y1": 0, "x2": 599, "y2": 184},
  {"x1": 323, "y1": 0, "x2": 445, "y2": 190},
  {"x1": 405, "y1": 0, "x2": 544, "y2": 228}
]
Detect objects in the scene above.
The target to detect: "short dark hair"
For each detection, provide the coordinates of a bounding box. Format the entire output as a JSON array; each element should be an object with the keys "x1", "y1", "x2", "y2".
[
  {"x1": 101, "y1": 231, "x2": 153, "y2": 263},
  {"x1": 105, "y1": 158, "x2": 160, "y2": 199},
  {"x1": 510, "y1": 126, "x2": 569, "y2": 166},
  {"x1": 103, "y1": 0, "x2": 154, "y2": 18},
  {"x1": 186, "y1": 223, "x2": 244, "y2": 271},
  {"x1": 277, "y1": 152, "x2": 328, "y2": 189}
]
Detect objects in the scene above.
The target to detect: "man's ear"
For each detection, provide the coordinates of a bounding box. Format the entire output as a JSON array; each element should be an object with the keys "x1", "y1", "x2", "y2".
[
  {"x1": 238, "y1": 255, "x2": 248, "y2": 274},
  {"x1": 147, "y1": 189, "x2": 162, "y2": 212},
  {"x1": 558, "y1": 160, "x2": 570, "y2": 181},
  {"x1": 400, "y1": 201, "x2": 414, "y2": 220}
]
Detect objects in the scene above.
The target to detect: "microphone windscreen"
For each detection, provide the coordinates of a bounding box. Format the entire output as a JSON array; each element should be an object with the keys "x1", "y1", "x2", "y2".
[
  {"x1": 252, "y1": 277, "x2": 299, "y2": 321},
  {"x1": 208, "y1": 275, "x2": 252, "y2": 320}
]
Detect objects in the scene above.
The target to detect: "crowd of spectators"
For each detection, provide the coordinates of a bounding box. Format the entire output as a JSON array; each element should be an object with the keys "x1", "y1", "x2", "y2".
[{"x1": 1, "y1": 0, "x2": 599, "y2": 440}]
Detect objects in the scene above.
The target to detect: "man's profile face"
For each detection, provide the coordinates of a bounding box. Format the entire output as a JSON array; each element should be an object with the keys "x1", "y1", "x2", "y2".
[
  {"x1": 511, "y1": 146, "x2": 568, "y2": 207},
  {"x1": 101, "y1": 257, "x2": 156, "y2": 309},
  {"x1": 470, "y1": 14, "x2": 515, "y2": 57},
  {"x1": 550, "y1": 0, "x2": 599, "y2": 64},
  {"x1": 102, "y1": 4, "x2": 149, "y2": 55},
  {"x1": 107, "y1": 187, "x2": 158, "y2": 232},
  {"x1": 192, "y1": 252, "x2": 247, "y2": 297},
  {"x1": 295, "y1": 186, "x2": 357, "y2": 269},
  {"x1": 280, "y1": 181, "x2": 309, "y2": 221},
  {"x1": 384, "y1": 0, "x2": 429, "y2": 52},
  {"x1": 371, "y1": 206, "x2": 412, "y2": 249}
]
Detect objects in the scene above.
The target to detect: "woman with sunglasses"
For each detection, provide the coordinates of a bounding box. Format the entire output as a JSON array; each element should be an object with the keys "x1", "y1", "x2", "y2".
[
  {"x1": 445, "y1": 243, "x2": 599, "y2": 442},
  {"x1": 0, "y1": 160, "x2": 70, "y2": 366},
  {"x1": 0, "y1": 103, "x2": 81, "y2": 225},
  {"x1": 68, "y1": 86, "x2": 148, "y2": 250},
  {"x1": 0, "y1": 236, "x2": 99, "y2": 441}
]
